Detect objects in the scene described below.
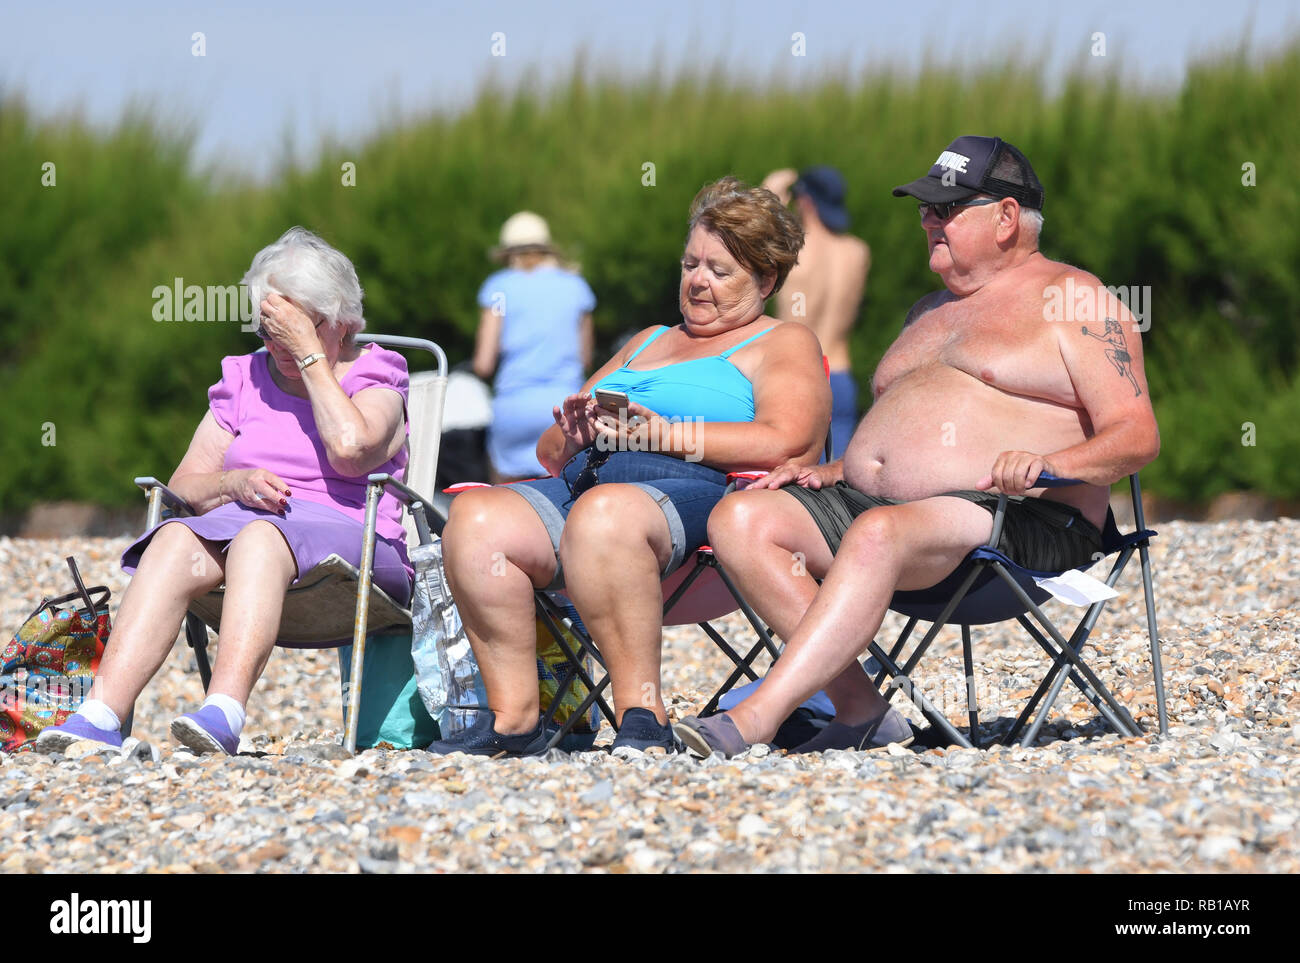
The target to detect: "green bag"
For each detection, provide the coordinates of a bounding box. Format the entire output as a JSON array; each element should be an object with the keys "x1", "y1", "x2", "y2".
[{"x1": 338, "y1": 633, "x2": 439, "y2": 750}]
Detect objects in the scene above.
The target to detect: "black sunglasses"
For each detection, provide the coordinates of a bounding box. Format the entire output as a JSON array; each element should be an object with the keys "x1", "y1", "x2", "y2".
[
  {"x1": 257, "y1": 315, "x2": 328, "y2": 340},
  {"x1": 917, "y1": 197, "x2": 1000, "y2": 221},
  {"x1": 564, "y1": 448, "x2": 612, "y2": 507}
]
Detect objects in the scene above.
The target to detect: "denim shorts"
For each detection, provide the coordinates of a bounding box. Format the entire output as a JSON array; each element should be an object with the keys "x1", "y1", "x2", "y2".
[{"x1": 505, "y1": 449, "x2": 728, "y2": 589}]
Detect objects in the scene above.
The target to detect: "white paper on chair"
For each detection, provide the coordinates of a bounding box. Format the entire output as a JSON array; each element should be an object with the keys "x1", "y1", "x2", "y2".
[{"x1": 1032, "y1": 569, "x2": 1119, "y2": 606}]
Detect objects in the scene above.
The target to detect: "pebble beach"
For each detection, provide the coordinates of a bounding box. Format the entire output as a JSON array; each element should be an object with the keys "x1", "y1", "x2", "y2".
[{"x1": 1, "y1": 519, "x2": 1297, "y2": 874}]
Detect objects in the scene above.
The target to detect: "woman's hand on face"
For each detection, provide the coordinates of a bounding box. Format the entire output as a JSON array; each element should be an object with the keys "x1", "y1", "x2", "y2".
[
  {"x1": 222, "y1": 468, "x2": 292, "y2": 514},
  {"x1": 552, "y1": 393, "x2": 601, "y2": 454},
  {"x1": 258, "y1": 293, "x2": 323, "y2": 358}
]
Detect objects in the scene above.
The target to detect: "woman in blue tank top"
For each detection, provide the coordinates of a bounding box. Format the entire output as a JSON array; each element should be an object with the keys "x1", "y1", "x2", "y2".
[{"x1": 435, "y1": 178, "x2": 831, "y2": 757}]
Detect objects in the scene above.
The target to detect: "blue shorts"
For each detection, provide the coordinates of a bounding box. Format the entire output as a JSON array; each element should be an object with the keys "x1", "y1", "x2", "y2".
[
  {"x1": 505, "y1": 449, "x2": 728, "y2": 590},
  {"x1": 828, "y1": 370, "x2": 858, "y2": 461}
]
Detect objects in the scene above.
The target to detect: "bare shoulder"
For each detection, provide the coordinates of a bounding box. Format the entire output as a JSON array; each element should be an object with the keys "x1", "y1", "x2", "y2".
[
  {"x1": 1042, "y1": 256, "x2": 1101, "y2": 290},
  {"x1": 617, "y1": 324, "x2": 670, "y2": 363},
  {"x1": 902, "y1": 290, "x2": 950, "y2": 329},
  {"x1": 1038, "y1": 257, "x2": 1144, "y2": 337},
  {"x1": 757, "y1": 319, "x2": 825, "y2": 359}
]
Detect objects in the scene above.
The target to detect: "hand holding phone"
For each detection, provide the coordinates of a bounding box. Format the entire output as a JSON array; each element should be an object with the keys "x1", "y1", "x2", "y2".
[{"x1": 593, "y1": 389, "x2": 631, "y2": 414}]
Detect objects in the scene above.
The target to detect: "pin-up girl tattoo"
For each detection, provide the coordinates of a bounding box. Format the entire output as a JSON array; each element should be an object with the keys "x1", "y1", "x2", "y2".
[{"x1": 1081, "y1": 316, "x2": 1141, "y2": 396}]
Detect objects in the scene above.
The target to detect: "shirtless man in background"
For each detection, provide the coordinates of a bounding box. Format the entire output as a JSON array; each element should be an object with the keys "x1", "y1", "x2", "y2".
[
  {"x1": 763, "y1": 166, "x2": 870, "y2": 458},
  {"x1": 676, "y1": 136, "x2": 1160, "y2": 757}
]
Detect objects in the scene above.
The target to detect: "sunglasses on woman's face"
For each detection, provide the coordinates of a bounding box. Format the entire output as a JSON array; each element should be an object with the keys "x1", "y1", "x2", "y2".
[
  {"x1": 917, "y1": 197, "x2": 1000, "y2": 221},
  {"x1": 258, "y1": 315, "x2": 327, "y2": 341},
  {"x1": 564, "y1": 448, "x2": 612, "y2": 507}
]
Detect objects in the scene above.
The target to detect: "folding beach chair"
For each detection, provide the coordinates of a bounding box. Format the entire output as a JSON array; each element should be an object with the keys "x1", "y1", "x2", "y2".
[
  {"x1": 439, "y1": 472, "x2": 826, "y2": 751},
  {"x1": 434, "y1": 360, "x2": 836, "y2": 750},
  {"x1": 531, "y1": 539, "x2": 782, "y2": 749},
  {"x1": 133, "y1": 334, "x2": 448, "y2": 752},
  {"x1": 703, "y1": 473, "x2": 1167, "y2": 749}
]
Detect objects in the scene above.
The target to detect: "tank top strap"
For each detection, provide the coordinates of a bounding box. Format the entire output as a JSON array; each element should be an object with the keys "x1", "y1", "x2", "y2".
[
  {"x1": 623, "y1": 326, "x2": 670, "y2": 367},
  {"x1": 719, "y1": 325, "x2": 777, "y2": 359}
]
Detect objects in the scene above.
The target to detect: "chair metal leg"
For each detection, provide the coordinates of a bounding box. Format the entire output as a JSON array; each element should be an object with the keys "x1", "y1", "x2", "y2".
[
  {"x1": 1009, "y1": 546, "x2": 1133, "y2": 743},
  {"x1": 1018, "y1": 618, "x2": 1133, "y2": 747},
  {"x1": 1006, "y1": 615, "x2": 1097, "y2": 744},
  {"x1": 535, "y1": 597, "x2": 617, "y2": 748},
  {"x1": 710, "y1": 560, "x2": 782, "y2": 662},
  {"x1": 699, "y1": 622, "x2": 778, "y2": 717},
  {"x1": 874, "y1": 617, "x2": 916, "y2": 689},
  {"x1": 867, "y1": 640, "x2": 972, "y2": 749},
  {"x1": 988, "y1": 564, "x2": 1140, "y2": 743},
  {"x1": 879, "y1": 564, "x2": 986, "y2": 714},
  {"x1": 961, "y1": 625, "x2": 979, "y2": 748},
  {"x1": 1138, "y1": 540, "x2": 1168, "y2": 736},
  {"x1": 343, "y1": 482, "x2": 382, "y2": 755},
  {"x1": 185, "y1": 612, "x2": 212, "y2": 692}
]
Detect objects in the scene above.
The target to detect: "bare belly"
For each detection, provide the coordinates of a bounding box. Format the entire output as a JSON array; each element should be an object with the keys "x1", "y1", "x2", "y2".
[{"x1": 843, "y1": 366, "x2": 1109, "y2": 528}]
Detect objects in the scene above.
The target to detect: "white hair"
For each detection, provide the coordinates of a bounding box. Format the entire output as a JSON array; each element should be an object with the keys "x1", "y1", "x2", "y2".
[
  {"x1": 1019, "y1": 206, "x2": 1044, "y2": 243},
  {"x1": 242, "y1": 226, "x2": 365, "y2": 334}
]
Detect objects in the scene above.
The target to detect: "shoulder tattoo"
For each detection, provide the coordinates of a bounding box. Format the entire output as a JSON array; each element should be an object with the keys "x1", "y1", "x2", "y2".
[{"x1": 1080, "y1": 316, "x2": 1141, "y2": 396}]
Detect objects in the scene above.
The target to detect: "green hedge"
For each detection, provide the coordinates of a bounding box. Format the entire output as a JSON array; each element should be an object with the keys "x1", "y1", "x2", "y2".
[{"x1": 1, "y1": 41, "x2": 1297, "y2": 511}]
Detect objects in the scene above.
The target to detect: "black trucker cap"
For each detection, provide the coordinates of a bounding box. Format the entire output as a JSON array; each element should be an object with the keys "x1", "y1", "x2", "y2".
[{"x1": 892, "y1": 135, "x2": 1044, "y2": 210}]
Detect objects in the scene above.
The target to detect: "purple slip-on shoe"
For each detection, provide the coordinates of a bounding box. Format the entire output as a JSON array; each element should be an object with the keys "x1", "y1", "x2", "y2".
[
  {"x1": 35, "y1": 712, "x2": 123, "y2": 753},
  {"x1": 170, "y1": 705, "x2": 240, "y2": 756}
]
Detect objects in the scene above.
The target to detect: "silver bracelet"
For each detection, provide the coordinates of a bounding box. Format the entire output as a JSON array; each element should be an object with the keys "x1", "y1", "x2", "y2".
[{"x1": 296, "y1": 352, "x2": 326, "y2": 371}]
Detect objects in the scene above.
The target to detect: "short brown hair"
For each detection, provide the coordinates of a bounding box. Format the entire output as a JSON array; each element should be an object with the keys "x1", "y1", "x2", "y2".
[{"x1": 687, "y1": 177, "x2": 804, "y2": 295}]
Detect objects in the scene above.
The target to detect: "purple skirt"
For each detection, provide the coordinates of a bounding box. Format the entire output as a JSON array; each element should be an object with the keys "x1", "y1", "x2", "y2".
[{"x1": 122, "y1": 499, "x2": 412, "y2": 605}]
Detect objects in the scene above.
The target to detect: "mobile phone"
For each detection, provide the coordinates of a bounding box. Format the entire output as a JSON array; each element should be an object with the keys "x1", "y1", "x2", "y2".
[{"x1": 593, "y1": 389, "x2": 631, "y2": 414}]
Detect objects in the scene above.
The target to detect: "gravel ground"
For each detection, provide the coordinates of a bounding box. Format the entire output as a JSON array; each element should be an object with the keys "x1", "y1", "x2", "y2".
[{"x1": 1, "y1": 519, "x2": 1297, "y2": 873}]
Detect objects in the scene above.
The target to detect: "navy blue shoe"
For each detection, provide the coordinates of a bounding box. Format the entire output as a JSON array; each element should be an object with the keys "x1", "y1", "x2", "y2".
[
  {"x1": 611, "y1": 708, "x2": 680, "y2": 756},
  {"x1": 425, "y1": 710, "x2": 548, "y2": 758}
]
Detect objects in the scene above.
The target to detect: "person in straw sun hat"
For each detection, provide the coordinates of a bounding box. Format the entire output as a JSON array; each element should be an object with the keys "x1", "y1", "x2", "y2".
[{"x1": 474, "y1": 211, "x2": 596, "y2": 481}]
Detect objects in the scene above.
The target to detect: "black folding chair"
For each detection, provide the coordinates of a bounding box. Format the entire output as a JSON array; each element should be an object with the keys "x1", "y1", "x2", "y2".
[{"x1": 700, "y1": 473, "x2": 1167, "y2": 749}]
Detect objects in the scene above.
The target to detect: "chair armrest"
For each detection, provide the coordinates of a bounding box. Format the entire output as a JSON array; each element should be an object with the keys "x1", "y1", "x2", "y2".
[
  {"x1": 1034, "y1": 472, "x2": 1084, "y2": 488},
  {"x1": 134, "y1": 477, "x2": 196, "y2": 514},
  {"x1": 135, "y1": 476, "x2": 195, "y2": 530},
  {"x1": 986, "y1": 472, "x2": 1085, "y2": 548},
  {"x1": 367, "y1": 472, "x2": 438, "y2": 544},
  {"x1": 725, "y1": 470, "x2": 767, "y2": 492}
]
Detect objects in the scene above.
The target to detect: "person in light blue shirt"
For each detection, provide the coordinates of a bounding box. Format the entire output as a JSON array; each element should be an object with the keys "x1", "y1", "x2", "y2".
[{"x1": 473, "y1": 212, "x2": 595, "y2": 481}]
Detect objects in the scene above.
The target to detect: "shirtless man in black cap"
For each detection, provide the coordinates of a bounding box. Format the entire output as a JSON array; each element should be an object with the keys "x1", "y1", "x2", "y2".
[
  {"x1": 676, "y1": 136, "x2": 1160, "y2": 758},
  {"x1": 763, "y1": 166, "x2": 870, "y2": 459}
]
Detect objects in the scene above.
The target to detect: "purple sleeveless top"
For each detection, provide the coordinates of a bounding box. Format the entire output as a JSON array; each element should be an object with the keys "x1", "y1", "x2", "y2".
[{"x1": 208, "y1": 345, "x2": 410, "y2": 543}]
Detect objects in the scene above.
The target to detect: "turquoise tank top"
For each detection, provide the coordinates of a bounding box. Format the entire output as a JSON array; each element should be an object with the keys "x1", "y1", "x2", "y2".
[{"x1": 591, "y1": 324, "x2": 774, "y2": 423}]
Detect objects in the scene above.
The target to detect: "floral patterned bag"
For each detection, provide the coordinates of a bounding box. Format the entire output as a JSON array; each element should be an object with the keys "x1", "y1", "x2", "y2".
[{"x1": 0, "y1": 557, "x2": 111, "y2": 753}]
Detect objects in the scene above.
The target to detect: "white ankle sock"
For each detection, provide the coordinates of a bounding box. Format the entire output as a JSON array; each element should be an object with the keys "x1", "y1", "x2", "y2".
[
  {"x1": 77, "y1": 699, "x2": 121, "y2": 732},
  {"x1": 202, "y1": 693, "x2": 247, "y2": 734}
]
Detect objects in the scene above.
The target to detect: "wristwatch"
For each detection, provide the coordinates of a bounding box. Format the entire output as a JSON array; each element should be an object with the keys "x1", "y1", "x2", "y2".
[{"x1": 296, "y1": 352, "x2": 326, "y2": 371}]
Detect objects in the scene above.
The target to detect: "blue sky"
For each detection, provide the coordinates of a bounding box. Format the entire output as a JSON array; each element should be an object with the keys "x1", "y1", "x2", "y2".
[{"x1": 3, "y1": 0, "x2": 1297, "y2": 178}]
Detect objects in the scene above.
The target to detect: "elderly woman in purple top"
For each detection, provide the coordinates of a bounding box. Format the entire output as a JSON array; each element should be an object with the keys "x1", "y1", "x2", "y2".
[{"x1": 38, "y1": 227, "x2": 411, "y2": 757}]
